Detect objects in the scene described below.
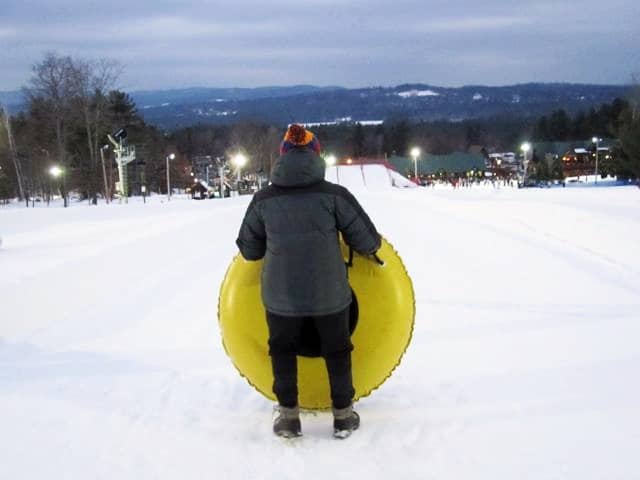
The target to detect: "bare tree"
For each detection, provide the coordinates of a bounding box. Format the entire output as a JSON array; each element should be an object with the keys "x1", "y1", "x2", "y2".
[
  {"x1": 25, "y1": 53, "x2": 77, "y2": 206},
  {"x1": 26, "y1": 53, "x2": 75, "y2": 168},
  {"x1": 24, "y1": 53, "x2": 123, "y2": 205},
  {"x1": 71, "y1": 58, "x2": 122, "y2": 203},
  {"x1": 228, "y1": 123, "x2": 281, "y2": 177},
  {"x1": 0, "y1": 104, "x2": 25, "y2": 199}
]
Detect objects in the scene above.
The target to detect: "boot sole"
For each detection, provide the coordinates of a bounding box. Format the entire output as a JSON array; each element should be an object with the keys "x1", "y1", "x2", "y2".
[
  {"x1": 333, "y1": 424, "x2": 359, "y2": 439},
  {"x1": 276, "y1": 430, "x2": 302, "y2": 439}
]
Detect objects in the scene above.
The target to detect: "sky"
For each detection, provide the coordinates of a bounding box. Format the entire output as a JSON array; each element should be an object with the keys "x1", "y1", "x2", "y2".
[{"x1": 1, "y1": 0, "x2": 639, "y2": 92}]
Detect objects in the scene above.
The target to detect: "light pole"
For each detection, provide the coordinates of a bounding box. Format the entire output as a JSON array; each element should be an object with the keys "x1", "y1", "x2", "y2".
[
  {"x1": 325, "y1": 154, "x2": 339, "y2": 183},
  {"x1": 520, "y1": 142, "x2": 531, "y2": 186},
  {"x1": 410, "y1": 147, "x2": 421, "y2": 183},
  {"x1": 232, "y1": 153, "x2": 248, "y2": 193},
  {"x1": 49, "y1": 165, "x2": 66, "y2": 207},
  {"x1": 592, "y1": 136, "x2": 601, "y2": 184},
  {"x1": 166, "y1": 153, "x2": 175, "y2": 201},
  {"x1": 216, "y1": 157, "x2": 226, "y2": 199},
  {"x1": 41, "y1": 149, "x2": 51, "y2": 204},
  {"x1": 100, "y1": 144, "x2": 110, "y2": 203}
]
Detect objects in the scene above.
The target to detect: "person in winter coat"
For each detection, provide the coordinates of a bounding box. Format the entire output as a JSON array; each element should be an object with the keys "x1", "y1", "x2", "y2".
[{"x1": 236, "y1": 124, "x2": 381, "y2": 438}]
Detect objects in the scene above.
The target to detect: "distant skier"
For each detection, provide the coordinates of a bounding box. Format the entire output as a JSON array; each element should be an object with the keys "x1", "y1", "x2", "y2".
[{"x1": 236, "y1": 124, "x2": 381, "y2": 438}]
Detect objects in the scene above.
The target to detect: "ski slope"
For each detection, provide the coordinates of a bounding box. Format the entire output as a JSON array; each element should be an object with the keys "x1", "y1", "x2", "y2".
[
  {"x1": 1, "y1": 185, "x2": 640, "y2": 479},
  {"x1": 325, "y1": 163, "x2": 416, "y2": 190}
]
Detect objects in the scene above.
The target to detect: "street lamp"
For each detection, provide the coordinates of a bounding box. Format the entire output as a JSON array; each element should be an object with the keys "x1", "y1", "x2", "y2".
[
  {"x1": 232, "y1": 153, "x2": 248, "y2": 183},
  {"x1": 166, "y1": 153, "x2": 175, "y2": 201},
  {"x1": 325, "y1": 154, "x2": 337, "y2": 166},
  {"x1": 592, "y1": 136, "x2": 601, "y2": 184},
  {"x1": 520, "y1": 142, "x2": 531, "y2": 185},
  {"x1": 48, "y1": 165, "x2": 67, "y2": 207},
  {"x1": 410, "y1": 147, "x2": 421, "y2": 182}
]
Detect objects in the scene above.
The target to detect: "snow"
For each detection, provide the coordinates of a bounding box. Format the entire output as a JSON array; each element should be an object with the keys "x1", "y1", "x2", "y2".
[
  {"x1": 303, "y1": 119, "x2": 383, "y2": 127},
  {"x1": 397, "y1": 89, "x2": 440, "y2": 98},
  {"x1": 325, "y1": 164, "x2": 417, "y2": 190},
  {"x1": 2, "y1": 185, "x2": 640, "y2": 479}
]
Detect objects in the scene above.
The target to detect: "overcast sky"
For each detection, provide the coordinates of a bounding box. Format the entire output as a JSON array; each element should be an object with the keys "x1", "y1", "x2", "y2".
[{"x1": 1, "y1": 0, "x2": 639, "y2": 91}]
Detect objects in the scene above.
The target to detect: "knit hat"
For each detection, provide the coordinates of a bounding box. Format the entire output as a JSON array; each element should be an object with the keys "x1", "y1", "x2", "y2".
[{"x1": 279, "y1": 124, "x2": 321, "y2": 155}]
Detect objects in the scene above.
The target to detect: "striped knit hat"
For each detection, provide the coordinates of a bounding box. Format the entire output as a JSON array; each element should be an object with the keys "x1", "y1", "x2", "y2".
[{"x1": 279, "y1": 124, "x2": 321, "y2": 155}]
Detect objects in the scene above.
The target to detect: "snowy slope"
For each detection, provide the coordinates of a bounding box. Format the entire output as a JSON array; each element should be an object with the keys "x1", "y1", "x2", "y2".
[
  {"x1": 325, "y1": 164, "x2": 416, "y2": 190},
  {"x1": 1, "y1": 186, "x2": 640, "y2": 479}
]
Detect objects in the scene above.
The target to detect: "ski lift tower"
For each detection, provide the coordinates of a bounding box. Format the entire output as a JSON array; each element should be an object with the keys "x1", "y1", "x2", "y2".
[{"x1": 107, "y1": 128, "x2": 136, "y2": 203}]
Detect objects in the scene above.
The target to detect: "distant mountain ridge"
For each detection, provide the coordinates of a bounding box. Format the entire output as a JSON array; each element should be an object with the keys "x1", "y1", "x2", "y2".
[
  {"x1": 130, "y1": 85, "x2": 344, "y2": 106},
  {"x1": 2, "y1": 83, "x2": 630, "y2": 128}
]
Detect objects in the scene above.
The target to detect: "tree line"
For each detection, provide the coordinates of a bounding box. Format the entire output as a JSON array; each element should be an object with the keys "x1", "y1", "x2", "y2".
[
  {"x1": 0, "y1": 53, "x2": 183, "y2": 205},
  {"x1": 531, "y1": 92, "x2": 640, "y2": 181},
  {"x1": 1, "y1": 54, "x2": 639, "y2": 204}
]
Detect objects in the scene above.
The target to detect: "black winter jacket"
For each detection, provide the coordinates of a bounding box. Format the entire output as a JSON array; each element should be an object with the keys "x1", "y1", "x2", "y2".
[{"x1": 236, "y1": 147, "x2": 381, "y2": 317}]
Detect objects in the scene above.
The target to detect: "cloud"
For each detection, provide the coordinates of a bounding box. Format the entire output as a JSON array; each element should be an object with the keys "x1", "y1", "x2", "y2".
[
  {"x1": 0, "y1": 0, "x2": 638, "y2": 90},
  {"x1": 414, "y1": 16, "x2": 532, "y2": 33},
  {"x1": 0, "y1": 27, "x2": 18, "y2": 38}
]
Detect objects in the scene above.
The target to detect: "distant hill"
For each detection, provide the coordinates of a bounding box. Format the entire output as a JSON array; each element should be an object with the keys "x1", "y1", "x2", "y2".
[
  {"x1": 130, "y1": 85, "x2": 344, "y2": 106},
  {"x1": 133, "y1": 83, "x2": 630, "y2": 129},
  {"x1": 2, "y1": 83, "x2": 630, "y2": 128}
]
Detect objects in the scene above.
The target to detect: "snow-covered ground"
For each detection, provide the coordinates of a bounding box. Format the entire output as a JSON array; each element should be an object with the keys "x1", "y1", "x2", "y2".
[{"x1": 1, "y1": 185, "x2": 640, "y2": 479}]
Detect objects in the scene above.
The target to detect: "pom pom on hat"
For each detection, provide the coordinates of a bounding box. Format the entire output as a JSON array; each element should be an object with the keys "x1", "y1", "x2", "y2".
[{"x1": 280, "y1": 124, "x2": 321, "y2": 155}]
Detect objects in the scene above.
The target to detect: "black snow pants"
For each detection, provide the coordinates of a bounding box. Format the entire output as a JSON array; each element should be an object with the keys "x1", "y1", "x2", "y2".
[{"x1": 266, "y1": 307, "x2": 354, "y2": 409}]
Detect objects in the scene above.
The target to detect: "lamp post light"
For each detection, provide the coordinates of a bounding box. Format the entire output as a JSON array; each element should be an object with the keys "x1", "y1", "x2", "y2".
[
  {"x1": 48, "y1": 165, "x2": 67, "y2": 207},
  {"x1": 520, "y1": 142, "x2": 531, "y2": 185},
  {"x1": 166, "y1": 153, "x2": 175, "y2": 201},
  {"x1": 410, "y1": 147, "x2": 421, "y2": 183},
  {"x1": 325, "y1": 154, "x2": 337, "y2": 166},
  {"x1": 592, "y1": 136, "x2": 601, "y2": 184},
  {"x1": 232, "y1": 153, "x2": 248, "y2": 193}
]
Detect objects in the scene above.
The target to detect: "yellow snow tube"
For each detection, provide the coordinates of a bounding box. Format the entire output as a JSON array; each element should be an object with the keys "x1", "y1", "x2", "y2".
[{"x1": 218, "y1": 236, "x2": 415, "y2": 409}]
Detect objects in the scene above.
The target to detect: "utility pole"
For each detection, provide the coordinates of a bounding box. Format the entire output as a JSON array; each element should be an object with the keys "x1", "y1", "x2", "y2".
[
  {"x1": 592, "y1": 137, "x2": 601, "y2": 184},
  {"x1": 99, "y1": 144, "x2": 111, "y2": 203},
  {"x1": 166, "y1": 153, "x2": 175, "y2": 201},
  {"x1": 217, "y1": 156, "x2": 226, "y2": 199}
]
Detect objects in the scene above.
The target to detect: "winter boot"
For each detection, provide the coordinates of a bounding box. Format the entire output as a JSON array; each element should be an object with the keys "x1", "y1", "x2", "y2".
[
  {"x1": 332, "y1": 404, "x2": 360, "y2": 439},
  {"x1": 273, "y1": 405, "x2": 302, "y2": 438}
]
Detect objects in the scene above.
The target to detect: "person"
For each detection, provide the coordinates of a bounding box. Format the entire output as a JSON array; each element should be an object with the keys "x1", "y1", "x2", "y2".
[{"x1": 236, "y1": 124, "x2": 381, "y2": 439}]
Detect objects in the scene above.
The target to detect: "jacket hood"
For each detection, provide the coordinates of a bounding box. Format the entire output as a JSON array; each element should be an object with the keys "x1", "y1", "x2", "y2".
[{"x1": 270, "y1": 148, "x2": 325, "y2": 187}]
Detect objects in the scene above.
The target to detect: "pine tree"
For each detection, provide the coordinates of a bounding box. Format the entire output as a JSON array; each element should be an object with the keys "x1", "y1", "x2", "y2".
[
  {"x1": 351, "y1": 123, "x2": 365, "y2": 158},
  {"x1": 548, "y1": 109, "x2": 571, "y2": 141},
  {"x1": 617, "y1": 109, "x2": 640, "y2": 183}
]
